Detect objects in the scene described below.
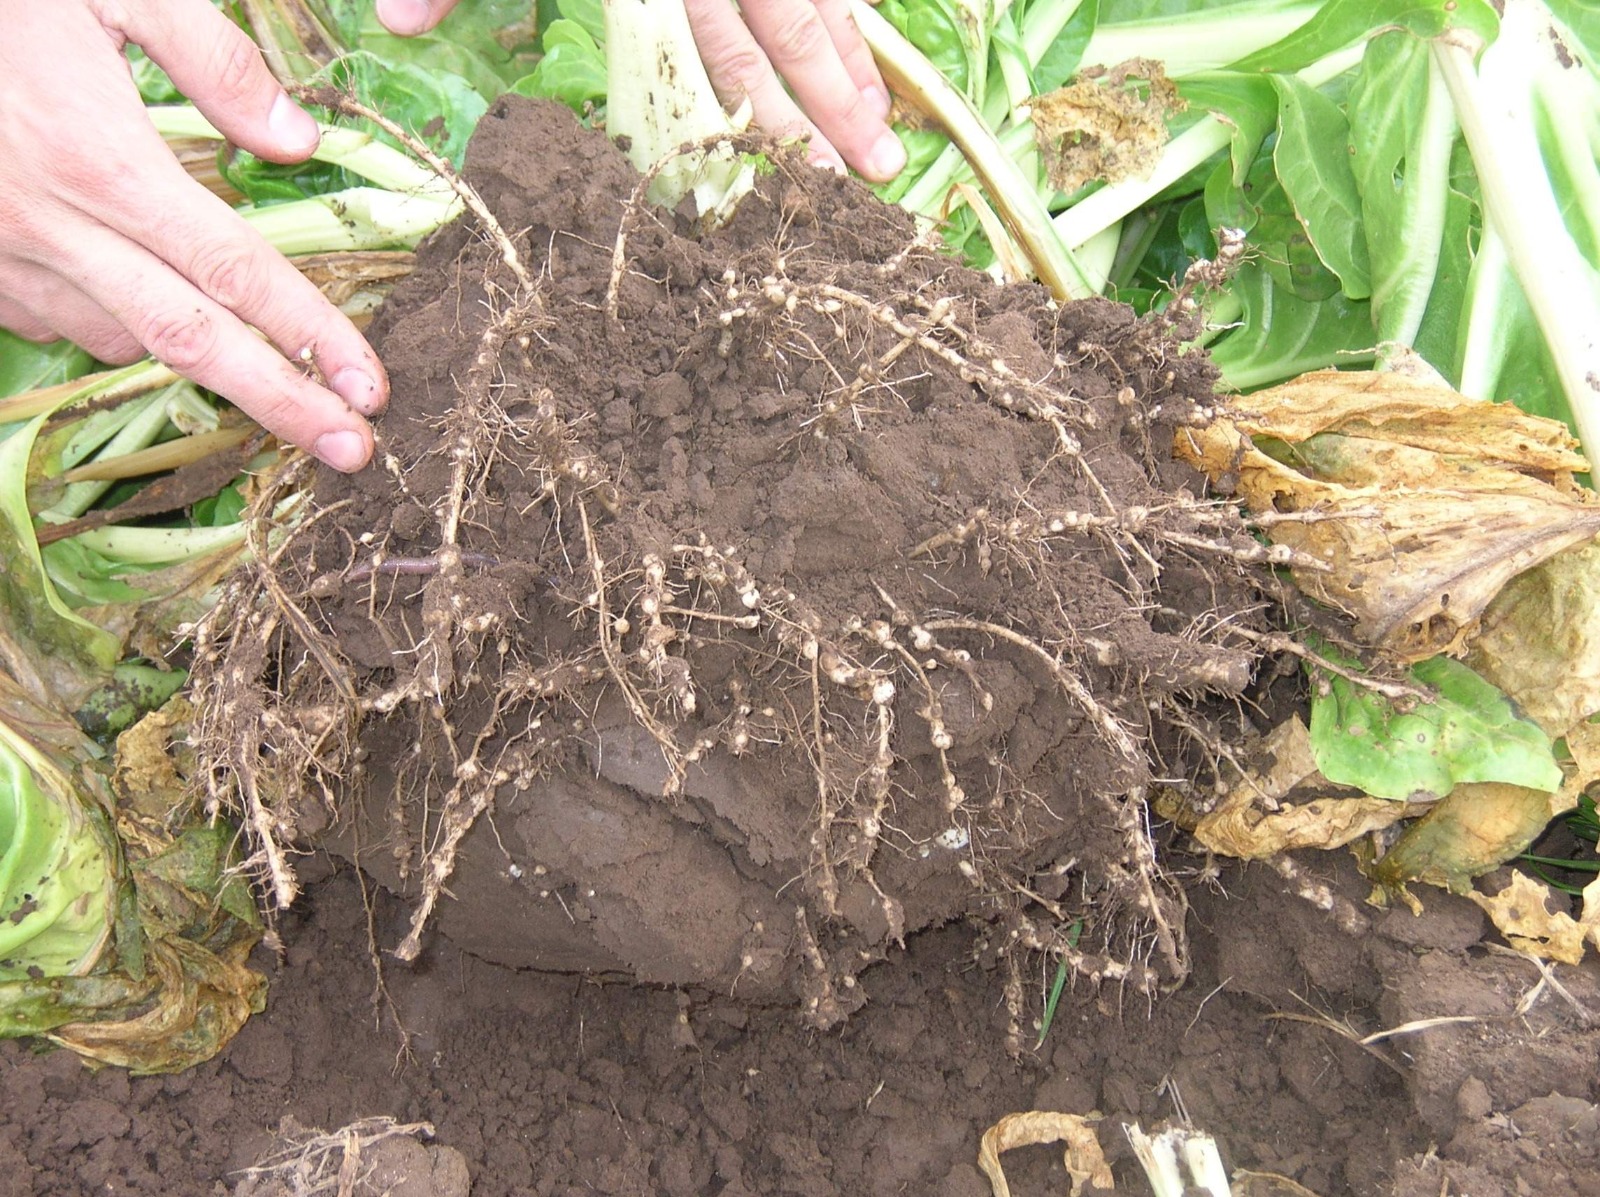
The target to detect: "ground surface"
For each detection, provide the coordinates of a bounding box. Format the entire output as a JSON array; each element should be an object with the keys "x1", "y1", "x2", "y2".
[
  {"x1": 4, "y1": 99, "x2": 1599, "y2": 1196},
  {"x1": 1, "y1": 851, "x2": 1597, "y2": 1195}
]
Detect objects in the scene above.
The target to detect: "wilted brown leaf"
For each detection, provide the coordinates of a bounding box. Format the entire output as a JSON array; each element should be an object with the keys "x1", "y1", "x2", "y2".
[
  {"x1": 1468, "y1": 539, "x2": 1600, "y2": 736},
  {"x1": 1470, "y1": 871, "x2": 1588, "y2": 965},
  {"x1": 1030, "y1": 59, "x2": 1184, "y2": 194},
  {"x1": 978, "y1": 1111, "x2": 1113, "y2": 1197},
  {"x1": 1177, "y1": 370, "x2": 1600, "y2": 661}
]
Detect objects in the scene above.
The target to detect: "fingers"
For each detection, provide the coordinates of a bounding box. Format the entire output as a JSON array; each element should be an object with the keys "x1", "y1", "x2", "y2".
[
  {"x1": 686, "y1": 0, "x2": 905, "y2": 182},
  {"x1": 686, "y1": 0, "x2": 839, "y2": 168},
  {"x1": 116, "y1": 0, "x2": 321, "y2": 164},
  {"x1": 0, "y1": 295, "x2": 57, "y2": 344},
  {"x1": 130, "y1": 181, "x2": 389, "y2": 417},
  {"x1": 0, "y1": 264, "x2": 144, "y2": 361},
  {"x1": 375, "y1": 0, "x2": 465, "y2": 35},
  {"x1": 738, "y1": 0, "x2": 905, "y2": 181},
  {"x1": 810, "y1": 0, "x2": 891, "y2": 117},
  {"x1": 63, "y1": 222, "x2": 376, "y2": 471}
]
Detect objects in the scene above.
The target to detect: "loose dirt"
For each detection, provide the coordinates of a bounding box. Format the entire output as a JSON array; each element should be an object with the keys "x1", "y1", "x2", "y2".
[
  {"x1": 2, "y1": 851, "x2": 1596, "y2": 1195},
  {"x1": 1, "y1": 97, "x2": 1595, "y2": 1196}
]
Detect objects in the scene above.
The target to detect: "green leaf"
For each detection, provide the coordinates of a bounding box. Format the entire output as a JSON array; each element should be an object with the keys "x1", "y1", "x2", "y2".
[
  {"x1": 0, "y1": 332, "x2": 93, "y2": 401},
  {"x1": 881, "y1": 0, "x2": 971, "y2": 92},
  {"x1": 1033, "y1": 0, "x2": 1099, "y2": 91},
  {"x1": 1348, "y1": 31, "x2": 1456, "y2": 345},
  {"x1": 1207, "y1": 261, "x2": 1377, "y2": 389},
  {"x1": 1205, "y1": 156, "x2": 1342, "y2": 300},
  {"x1": 1410, "y1": 148, "x2": 1477, "y2": 383},
  {"x1": 1310, "y1": 654, "x2": 1563, "y2": 800},
  {"x1": 327, "y1": 0, "x2": 541, "y2": 90},
  {"x1": 1271, "y1": 74, "x2": 1372, "y2": 299},
  {"x1": 557, "y1": 0, "x2": 605, "y2": 44},
  {"x1": 191, "y1": 483, "x2": 247, "y2": 529},
  {"x1": 1180, "y1": 73, "x2": 1278, "y2": 186},
  {"x1": 329, "y1": 52, "x2": 489, "y2": 168},
  {"x1": 1233, "y1": 0, "x2": 1500, "y2": 75},
  {"x1": 510, "y1": 18, "x2": 606, "y2": 111}
]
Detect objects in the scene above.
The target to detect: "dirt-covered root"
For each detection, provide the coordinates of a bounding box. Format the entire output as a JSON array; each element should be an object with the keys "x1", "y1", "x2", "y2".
[{"x1": 190, "y1": 97, "x2": 1273, "y2": 1023}]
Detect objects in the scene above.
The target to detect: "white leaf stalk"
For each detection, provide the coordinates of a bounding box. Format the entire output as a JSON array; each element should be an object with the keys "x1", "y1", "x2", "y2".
[
  {"x1": 852, "y1": 0, "x2": 1096, "y2": 299},
  {"x1": 602, "y1": 0, "x2": 754, "y2": 225},
  {"x1": 1125, "y1": 1124, "x2": 1232, "y2": 1197},
  {"x1": 1434, "y1": 0, "x2": 1600, "y2": 451},
  {"x1": 149, "y1": 105, "x2": 462, "y2": 250}
]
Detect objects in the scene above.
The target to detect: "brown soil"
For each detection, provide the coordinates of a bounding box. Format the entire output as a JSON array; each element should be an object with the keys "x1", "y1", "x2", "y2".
[
  {"x1": 191, "y1": 95, "x2": 1266, "y2": 1019},
  {"x1": 2, "y1": 98, "x2": 1595, "y2": 1197},
  {"x1": 2, "y1": 851, "x2": 1597, "y2": 1196}
]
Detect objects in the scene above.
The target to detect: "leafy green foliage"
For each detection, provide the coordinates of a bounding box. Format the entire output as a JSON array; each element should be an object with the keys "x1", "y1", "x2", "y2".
[
  {"x1": 1270, "y1": 74, "x2": 1371, "y2": 298},
  {"x1": 511, "y1": 18, "x2": 606, "y2": 111},
  {"x1": 0, "y1": 332, "x2": 93, "y2": 401},
  {"x1": 1309, "y1": 654, "x2": 1564, "y2": 801},
  {"x1": 1232, "y1": 0, "x2": 1499, "y2": 73}
]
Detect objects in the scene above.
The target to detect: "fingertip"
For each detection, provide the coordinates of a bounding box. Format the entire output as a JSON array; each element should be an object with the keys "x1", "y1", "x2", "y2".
[
  {"x1": 806, "y1": 133, "x2": 847, "y2": 175},
  {"x1": 331, "y1": 366, "x2": 387, "y2": 416},
  {"x1": 313, "y1": 427, "x2": 373, "y2": 473},
  {"x1": 859, "y1": 130, "x2": 907, "y2": 183},
  {"x1": 267, "y1": 93, "x2": 320, "y2": 161},
  {"x1": 376, "y1": 0, "x2": 435, "y2": 35}
]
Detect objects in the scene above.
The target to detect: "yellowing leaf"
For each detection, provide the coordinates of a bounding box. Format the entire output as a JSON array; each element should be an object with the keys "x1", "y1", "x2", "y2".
[
  {"x1": 1176, "y1": 370, "x2": 1600, "y2": 660},
  {"x1": 1156, "y1": 717, "x2": 1418, "y2": 858},
  {"x1": 1468, "y1": 539, "x2": 1600, "y2": 736},
  {"x1": 1469, "y1": 871, "x2": 1588, "y2": 965},
  {"x1": 1370, "y1": 782, "x2": 1571, "y2": 895},
  {"x1": 979, "y1": 1111, "x2": 1113, "y2": 1197}
]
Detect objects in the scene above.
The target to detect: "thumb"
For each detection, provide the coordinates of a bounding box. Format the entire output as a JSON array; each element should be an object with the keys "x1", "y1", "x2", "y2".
[{"x1": 376, "y1": 0, "x2": 464, "y2": 35}]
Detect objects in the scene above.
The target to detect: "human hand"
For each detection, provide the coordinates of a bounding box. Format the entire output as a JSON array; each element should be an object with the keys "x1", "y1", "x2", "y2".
[
  {"x1": 0, "y1": 1, "x2": 386, "y2": 472},
  {"x1": 374, "y1": 0, "x2": 906, "y2": 181}
]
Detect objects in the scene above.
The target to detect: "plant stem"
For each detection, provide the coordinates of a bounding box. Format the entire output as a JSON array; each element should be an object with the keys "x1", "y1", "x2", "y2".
[
  {"x1": 1435, "y1": 0, "x2": 1600, "y2": 451},
  {"x1": 854, "y1": 0, "x2": 1095, "y2": 299}
]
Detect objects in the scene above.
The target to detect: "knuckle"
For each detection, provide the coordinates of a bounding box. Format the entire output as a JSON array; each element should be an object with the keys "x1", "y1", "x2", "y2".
[
  {"x1": 765, "y1": 8, "x2": 830, "y2": 62},
  {"x1": 189, "y1": 243, "x2": 267, "y2": 313},
  {"x1": 706, "y1": 42, "x2": 769, "y2": 94},
  {"x1": 206, "y1": 32, "x2": 269, "y2": 105},
  {"x1": 140, "y1": 306, "x2": 220, "y2": 374}
]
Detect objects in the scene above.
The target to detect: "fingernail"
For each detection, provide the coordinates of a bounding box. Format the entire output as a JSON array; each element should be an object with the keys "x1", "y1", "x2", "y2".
[
  {"x1": 808, "y1": 148, "x2": 847, "y2": 176},
  {"x1": 314, "y1": 430, "x2": 370, "y2": 473},
  {"x1": 862, "y1": 84, "x2": 893, "y2": 121},
  {"x1": 377, "y1": 0, "x2": 433, "y2": 34},
  {"x1": 268, "y1": 93, "x2": 320, "y2": 156},
  {"x1": 331, "y1": 367, "x2": 384, "y2": 415},
  {"x1": 865, "y1": 131, "x2": 907, "y2": 182}
]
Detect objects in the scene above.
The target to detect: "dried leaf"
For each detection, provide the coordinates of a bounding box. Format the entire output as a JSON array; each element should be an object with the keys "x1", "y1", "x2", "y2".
[
  {"x1": 1176, "y1": 370, "x2": 1600, "y2": 660},
  {"x1": 1234, "y1": 1170, "x2": 1327, "y2": 1197},
  {"x1": 1195, "y1": 793, "x2": 1416, "y2": 859},
  {"x1": 1468, "y1": 538, "x2": 1600, "y2": 736},
  {"x1": 1469, "y1": 871, "x2": 1588, "y2": 965},
  {"x1": 1030, "y1": 59, "x2": 1185, "y2": 194},
  {"x1": 979, "y1": 1111, "x2": 1113, "y2": 1197},
  {"x1": 1156, "y1": 718, "x2": 1417, "y2": 858}
]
